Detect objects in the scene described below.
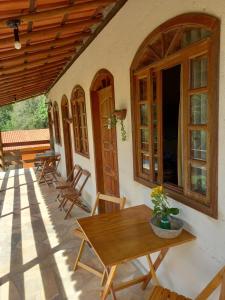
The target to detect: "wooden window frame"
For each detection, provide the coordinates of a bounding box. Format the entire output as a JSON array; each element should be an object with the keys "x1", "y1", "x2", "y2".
[
  {"x1": 71, "y1": 85, "x2": 89, "y2": 158},
  {"x1": 130, "y1": 13, "x2": 220, "y2": 218},
  {"x1": 53, "y1": 101, "x2": 61, "y2": 145}
]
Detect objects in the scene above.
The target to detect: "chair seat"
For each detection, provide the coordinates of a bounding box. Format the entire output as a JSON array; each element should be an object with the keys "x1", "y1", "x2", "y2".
[
  {"x1": 149, "y1": 286, "x2": 191, "y2": 300},
  {"x1": 54, "y1": 181, "x2": 71, "y2": 189}
]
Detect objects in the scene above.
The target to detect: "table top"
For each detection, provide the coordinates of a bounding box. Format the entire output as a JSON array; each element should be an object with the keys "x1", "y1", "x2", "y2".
[
  {"x1": 35, "y1": 151, "x2": 60, "y2": 159},
  {"x1": 77, "y1": 204, "x2": 196, "y2": 267}
]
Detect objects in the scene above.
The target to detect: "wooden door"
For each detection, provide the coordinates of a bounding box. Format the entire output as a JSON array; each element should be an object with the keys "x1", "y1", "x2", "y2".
[
  {"x1": 61, "y1": 100, "x2": 73, "y2": 177},
  {"x1": 98, "y1": 86, "x2": 120, "y2": 211}
]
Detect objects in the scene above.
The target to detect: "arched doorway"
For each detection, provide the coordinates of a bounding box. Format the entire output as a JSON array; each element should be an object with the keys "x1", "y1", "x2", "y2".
[
  {"x1": 61, "y1": 95, "x2": 73, "y2": 177},
  {"x1": 90, "y1": 69, "x2": 120, "y2": 213}
]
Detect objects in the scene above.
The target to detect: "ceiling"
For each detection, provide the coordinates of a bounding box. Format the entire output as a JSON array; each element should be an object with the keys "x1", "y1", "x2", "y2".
[{"x1": 0, "y1": 0, "x2": 126, "y2": 106}]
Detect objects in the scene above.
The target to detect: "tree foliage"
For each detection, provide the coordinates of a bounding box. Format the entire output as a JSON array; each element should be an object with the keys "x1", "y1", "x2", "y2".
[{"x1": 0, "y1": 95, "x2": 48, "y2": 131}]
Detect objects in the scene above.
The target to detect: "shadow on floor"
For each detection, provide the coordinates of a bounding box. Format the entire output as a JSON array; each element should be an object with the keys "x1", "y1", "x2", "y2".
[{"x1": 0, "y1": 168, "x2": 152, "y2": 300}]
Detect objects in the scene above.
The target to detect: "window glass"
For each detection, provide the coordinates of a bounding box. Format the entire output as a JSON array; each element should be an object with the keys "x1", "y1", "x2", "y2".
[
  {"x1": 140, "y1": 129, "x2": 149, "y2": 151},
  {"x1": 191, "y1": 130, "x2": 207, "y2": 161},
  {"x1": 140, "y1": 104, "x2": 148, "y2": 126},
  {"x1": 139, "y1": 78, "x2": 147, "y2": 101},
  {"x1": 191, "y1": 165, "x2": 207, "y2": 195},
  {"x1": 191, "y1": 57, "x2": 208, "y2": 89},
  {"x1": 181, "y1": 28, "x2": 211, "y2": 48},
  {"x1": 191, "y1": 93, "x2": 207, "y2": 124},
  {"x1": 141, "y1": 153, "x2": 150, "y2": 174}
]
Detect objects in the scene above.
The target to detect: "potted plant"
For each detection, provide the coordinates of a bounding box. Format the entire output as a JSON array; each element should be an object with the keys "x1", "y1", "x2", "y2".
[
  {"x1": 150, "y1": 186, "x2": 184, "y2": 238},
  {"x1": 107, "y1": 109, "x2": 127, "y2": 141}
]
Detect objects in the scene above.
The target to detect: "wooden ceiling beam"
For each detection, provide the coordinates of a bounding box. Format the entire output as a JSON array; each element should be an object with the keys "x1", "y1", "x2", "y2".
[
  {"x1": 0, "y1": 54, "x2": 72, "y2": 75},
  {"x1": 0, "y1": 91, "x2": 47, "y2": 106},
  {"x1": 0, "y1": 85, "x2": 50, "y2": 99},
  {"x1": 0, "y1": 1, "x2": 116, "y2": 27},
  {"x1": 0, "y1": 70, "x2": 60, "y2": 85},
  {"x1": 0, "y1": 62, "x2": 64, "y2": 80},
  {"x1": 0, "y1": 91, "x2": 44, "y2": 107},
  {"x1": 0, "y1": 19, "x2": 97, "y2": 49},
  {"x1": 0, "y1": 75, "x2": 57, "y2": 89},
  {"x1": 0, "y1": 44, "x2": 76, "y2": 68},
  {"x1": 0, "y1": 37, "x2": 83, "y2": 59},
  {"x1": 0, "y1": 81, "x2": 52, "y2": 93}
]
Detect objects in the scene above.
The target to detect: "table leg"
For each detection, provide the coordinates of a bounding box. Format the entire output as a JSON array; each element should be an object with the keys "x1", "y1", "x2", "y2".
[
  {"x1": 146, "y1": 254, "x2": 160, "y2": 286},
  {"x1": 74, "y1": 239, "x2": 86, "y2": 271},
  {"x1": 142, "y1": 248, "x2": 169, "y2": 290},
  {"x1": 101, "y1": 265, "x2": 117, "y2": 300}
]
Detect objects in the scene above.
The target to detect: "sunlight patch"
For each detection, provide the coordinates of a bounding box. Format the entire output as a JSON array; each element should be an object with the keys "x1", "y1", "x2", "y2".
[
  {"x1": 0, "y1": 214, "x2": 13, "y2": 277},
  {"x1": 24, "y1": 265, "x2": 45, "y2": 300}
]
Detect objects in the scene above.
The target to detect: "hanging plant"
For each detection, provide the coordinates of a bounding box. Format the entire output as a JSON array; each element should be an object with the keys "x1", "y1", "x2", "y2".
[{"x1": 107, "y1": 109, "x2": 127, "y2": 141}]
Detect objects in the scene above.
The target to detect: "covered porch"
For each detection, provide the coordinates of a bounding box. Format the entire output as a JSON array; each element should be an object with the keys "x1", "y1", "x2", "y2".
[
  {"x1": 0, "y1": 168, "x2": 149, "y2": 299},
  {"x1": 0, "y1": 0, "x2": 225, "y2": 299}
]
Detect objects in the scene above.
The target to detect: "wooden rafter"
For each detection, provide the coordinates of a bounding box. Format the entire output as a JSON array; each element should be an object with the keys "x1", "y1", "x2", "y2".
[
  {"x1": 0, "y1": 44, "x2": 77, "y2": 68},
  {"x1": 0, "y1": 0, "x2": 127, "y2": 105},
  {"x1": 0, "y1": 1, "x2": 115, "y2": 27},
  {"x1": 0, "y1": 53, "x2": 72, "y2": 75},
  {"x1": 0, "y1": 38, "x2": 83, "y2": 58},
  {"x1": 0, "y1": 23, "x2": 94, "y2": 49}
]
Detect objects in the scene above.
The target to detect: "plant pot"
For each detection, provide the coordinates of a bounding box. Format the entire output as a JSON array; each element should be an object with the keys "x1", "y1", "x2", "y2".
[
  {"x1": 150, "y1": 216, "x2": 184, "y2": 239},
  {"x1": 114, "y1": 109, "x2": 127, "y2": 120}
]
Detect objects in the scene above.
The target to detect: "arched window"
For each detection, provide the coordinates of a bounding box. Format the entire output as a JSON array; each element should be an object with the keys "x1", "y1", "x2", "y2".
[
  {"x1": 71, "y1": 86, "x2": 89, "y2": 157},
  {"x1": 53, "y1": 101, "x2": 61, "y2": 145},
  {"x1": 131, "y1": 13, "x2": 220, "y2": 218}
]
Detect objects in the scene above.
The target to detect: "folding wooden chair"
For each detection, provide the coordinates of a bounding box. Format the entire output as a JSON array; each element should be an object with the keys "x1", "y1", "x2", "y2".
[
  {"x1": 73, "y1": 193, "x2": 127, "y2": 298},
  {"x1": 38, "y1": 154, "x2": 61, "y2": 185},
  {"x1": 59, "y1": 169, "x2": 91, "y2": 219},
  {"x1": 149, "y1": 265, "x2": 225, "y2": 300},
  {"x1": 54, "y1": 164, "x2": 82, "y2": 204}
]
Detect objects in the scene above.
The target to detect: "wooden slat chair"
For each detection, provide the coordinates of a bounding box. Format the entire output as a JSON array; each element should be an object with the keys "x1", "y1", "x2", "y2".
[
  {"x1": 38, "y1": 154, "x2": 61, "y2": 186},
  {"x1": 149, "y1": 266, "x2": 225, "y2": 300},
  {"x1": 74, "y1": 192, "x2": 127, "y2": 240},
  {"x1": 73, "y1": 193, "x2": 127, "y2": 299},
  {"x1": 59, "y1": 169, "x2": 91, "y2": 219},
  {"x1": 54, "y1": 164, "x2": 82, "y2": 204}
]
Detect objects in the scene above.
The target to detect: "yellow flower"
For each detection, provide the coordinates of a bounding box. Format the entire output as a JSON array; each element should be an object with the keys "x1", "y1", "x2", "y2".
[{"x1": 151, "y1": 186, "x2": 164, "y2": 198}]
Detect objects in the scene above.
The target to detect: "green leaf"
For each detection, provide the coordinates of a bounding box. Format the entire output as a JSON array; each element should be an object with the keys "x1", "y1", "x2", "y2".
[{"x1": 169, "y1": 207, "x2": 179, "y2": 215}]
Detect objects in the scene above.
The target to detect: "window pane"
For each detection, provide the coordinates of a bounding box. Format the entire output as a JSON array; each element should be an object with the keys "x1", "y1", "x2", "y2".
[
  {"x1": 191, "y1": 93, "x2": 208, "y2": 124},
  {"x1": 139, "y1": 78, "x2": 147, "y2": 101},
  {"x1": 140, "y1": 104, "x2": 148, "y2": 126},
  {"x1": 191, "y1": 130, "x2": 207, "y2": 161},
  {"x1": 140, "y1": 129, "x2": 149, "y2": 151},
  {"x1": 181, "y1": 28, "x2": 211, "y2": 48},
  {"x1": 141, "y1": 153, "x2": 150, "y2": 174},
  {"x1": 191, "y1": 166, "x2": 206, "y2": 195},
  {"x1": 154, "y1": 157, "x2": 158, "y2": 181},
  {"x1": 191, "y1": 57, "x2": 208, "y2": 89},
  {"x1": 153, "y1": 104, "x2": 157, "y2": 155}
]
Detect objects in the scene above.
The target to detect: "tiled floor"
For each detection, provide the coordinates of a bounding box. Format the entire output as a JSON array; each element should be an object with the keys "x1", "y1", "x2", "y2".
[{"x1": 0, "y1": 168, "x2": 152, "y2": 300}]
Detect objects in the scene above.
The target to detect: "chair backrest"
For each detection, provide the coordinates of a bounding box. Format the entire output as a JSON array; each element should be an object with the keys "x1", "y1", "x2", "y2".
[
  {"x1": 74, "y1": 169, "x2": 91, "y2": 194},
  {"x1": 47, "y1": 154, "x2": 61, "y2": 169},
  {"x1": 91, "y1": 192, "x2": 126, "y2": 216},
  {"x1": 195, "y1": 266, "x2": 225, "y2": 300},
  {"x1": 67, "y1": 164, "x2": 82, "y2": 183}
]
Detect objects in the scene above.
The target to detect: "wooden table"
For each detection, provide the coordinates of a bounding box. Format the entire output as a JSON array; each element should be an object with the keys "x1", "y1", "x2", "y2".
[
  {"x1": 35, "y1": 150, "x2": 60, "y2": 160},
  {"x1": 76, "y1": 204, "x2": 196, "y2": 299}
]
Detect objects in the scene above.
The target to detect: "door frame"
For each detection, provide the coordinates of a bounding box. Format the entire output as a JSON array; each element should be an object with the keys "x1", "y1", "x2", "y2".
[
  {"x1": 61, "y1": 95, "x2": 73, "y2": 177},
  {"x1": 90, "y1": 69, "x2": 120, "y2": 196}
]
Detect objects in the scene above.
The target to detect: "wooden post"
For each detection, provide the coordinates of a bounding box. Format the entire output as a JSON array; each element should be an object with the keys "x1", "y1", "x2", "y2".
[
  {"x1": 48, "y1": 109, "x2": 55, "y2": 151},
  {"x1": 0, "y1": 131, "x2": 5, "y2": 171}
]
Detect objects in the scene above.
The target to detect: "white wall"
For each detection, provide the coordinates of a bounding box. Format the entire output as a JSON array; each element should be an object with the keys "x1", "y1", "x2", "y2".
[{"x1": 49, "y1": 0, "x2": 225, "y2": 297}]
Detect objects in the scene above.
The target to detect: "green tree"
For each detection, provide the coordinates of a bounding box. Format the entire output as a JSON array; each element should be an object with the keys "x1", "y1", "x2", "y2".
[
  {"x1": 0, "y1": 104, "x2": 13, "y2": 131},
  {"x1": 0, "y1": 95, "x2": 48, "y2": 131}
]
